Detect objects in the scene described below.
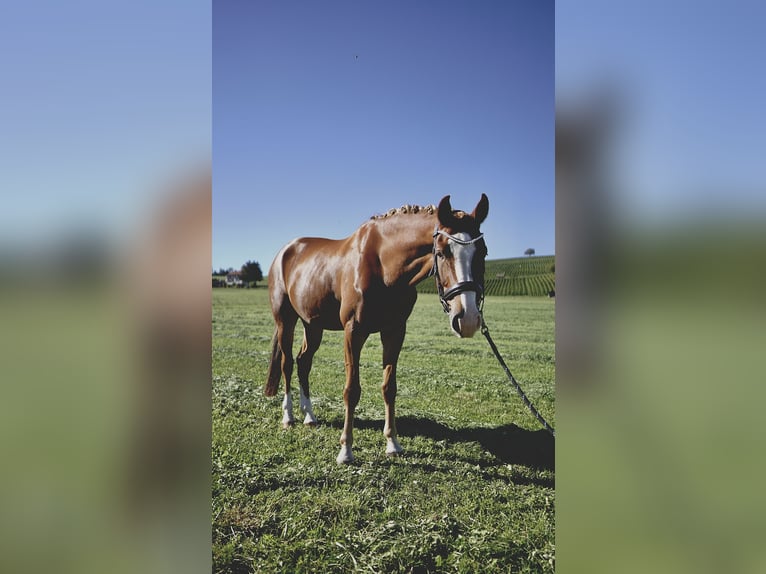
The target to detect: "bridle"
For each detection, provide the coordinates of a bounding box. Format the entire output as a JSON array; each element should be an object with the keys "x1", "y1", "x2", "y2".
[{"x1": 431, "y1": 227, "x2": 486, "y2": 314}]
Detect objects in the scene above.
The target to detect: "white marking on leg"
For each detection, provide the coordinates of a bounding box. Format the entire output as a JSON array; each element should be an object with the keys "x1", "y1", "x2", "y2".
[
  {"x1": 384, "y1": 420, "x2": 403, "y2": 455},
  {"x1": 386, "y1": 437, "x2": 403, "y2": 455},
  {"x1": 281, "y1": 391, "x2": 294, "y2": 427},
  {"x1": 337, "y1": 445, "x2": 354, "y2": 465},
  {"x1": 299, "y1": 389, "x2": 317, "y2": 425}
]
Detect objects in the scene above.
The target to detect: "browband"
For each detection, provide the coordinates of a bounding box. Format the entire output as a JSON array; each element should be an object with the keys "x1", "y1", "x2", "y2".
[{"x1": 433, "y1": 227, "x2": 484, "y2": 245}]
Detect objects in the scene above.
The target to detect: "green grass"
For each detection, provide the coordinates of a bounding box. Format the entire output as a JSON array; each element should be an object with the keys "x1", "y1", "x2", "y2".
[
  {"x1": 213, "y1": 289, "x2": 555, "y2": 573},
  {"x1": 416, "y1": 255, "x2": 555, "y2": 297}
]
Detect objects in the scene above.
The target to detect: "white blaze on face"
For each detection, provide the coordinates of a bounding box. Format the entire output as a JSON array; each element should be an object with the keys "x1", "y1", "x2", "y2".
[{"x1": 450, "y1": 232, "x2": 481, "y2": 338}]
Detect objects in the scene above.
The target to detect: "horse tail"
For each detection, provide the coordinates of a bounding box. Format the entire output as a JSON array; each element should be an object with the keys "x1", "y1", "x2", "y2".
[{"x1": 264, "y1": 328, "x2": 282, "y2": 396}]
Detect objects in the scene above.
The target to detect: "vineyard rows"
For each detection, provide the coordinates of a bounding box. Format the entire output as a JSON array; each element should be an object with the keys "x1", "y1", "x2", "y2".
[{"x1": 417, "y1": 255, "x2": 555, "y2": 297}]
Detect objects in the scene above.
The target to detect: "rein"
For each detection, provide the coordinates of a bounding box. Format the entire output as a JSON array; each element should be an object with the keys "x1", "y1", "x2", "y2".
[{"x1": 431, "y1": 227, "x2": 556, "y2": 437}]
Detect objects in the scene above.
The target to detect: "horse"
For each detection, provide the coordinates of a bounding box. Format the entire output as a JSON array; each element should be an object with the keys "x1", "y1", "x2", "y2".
[{"x1": 264, "y1": 194, "x2": 489, "y2": 464}]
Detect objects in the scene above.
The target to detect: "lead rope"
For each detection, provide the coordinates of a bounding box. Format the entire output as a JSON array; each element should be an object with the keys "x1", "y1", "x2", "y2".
[{"x1": 479, "y1": 307, "x2": 556, "y2": 437}]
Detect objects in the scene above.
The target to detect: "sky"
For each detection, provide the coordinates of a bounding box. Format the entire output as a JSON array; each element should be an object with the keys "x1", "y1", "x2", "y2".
[
  {"x1": 213, "y1": 0, "x2": 554, "y2": 272},
  {"x1": 3, "y1": 2, "x2": 758, "y2": 275}
]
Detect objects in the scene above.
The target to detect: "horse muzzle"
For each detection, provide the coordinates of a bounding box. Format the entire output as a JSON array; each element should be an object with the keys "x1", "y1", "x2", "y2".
[
  {"x1": 445, "y1": 282, "x2": 483, "y2": 338},
  {"x1": 450, "y1": 307, "x2": 481, "y2": 338}
]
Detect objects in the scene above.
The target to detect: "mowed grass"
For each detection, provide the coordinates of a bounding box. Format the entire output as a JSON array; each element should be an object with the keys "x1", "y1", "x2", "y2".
[{"x1": 213, "y1": 288, "x2": 555, "y2": 573}]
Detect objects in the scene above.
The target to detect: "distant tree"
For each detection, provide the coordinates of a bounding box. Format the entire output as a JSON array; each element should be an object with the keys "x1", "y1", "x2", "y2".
[
  {"x1": 524, "y1": 248, "x2": 535, "y2": 257},
  {"x1": 215, "y1": 267, "x2": 231, "y2": 276},
  {"x1": 240, "y1": 260, "x2": 263, "y2": 287}
]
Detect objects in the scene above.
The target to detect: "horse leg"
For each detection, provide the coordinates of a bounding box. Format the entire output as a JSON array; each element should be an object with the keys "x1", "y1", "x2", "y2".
[
  {"x1": 381, "y1": 324, "x2": 406, "y2": 456},
  {"x1": 296, "y1": 322, "x2": 323, "y2": 426},
  {"x1": 277, "y1": 311, "x2": 298, "y2": 429},
  {"x1": 337, "y1": 321, "x2": 368, "y2": 464}
]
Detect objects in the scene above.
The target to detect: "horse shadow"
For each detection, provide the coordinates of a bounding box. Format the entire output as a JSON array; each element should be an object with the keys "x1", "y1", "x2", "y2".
[{"x1": 328, "y1": 415, "x2": 554, "y2": 473}]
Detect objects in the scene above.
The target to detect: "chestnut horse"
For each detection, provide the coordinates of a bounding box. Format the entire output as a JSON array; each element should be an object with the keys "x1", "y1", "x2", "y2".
[{"x1": 264, "y1": 194, "x2": 489, "y2": 464}]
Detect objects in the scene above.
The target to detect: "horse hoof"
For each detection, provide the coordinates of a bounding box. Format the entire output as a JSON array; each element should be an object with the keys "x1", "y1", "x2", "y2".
[
  {"x1": 336, "y1": 447, "x2": 354, "y2": 465},
  {"x1": 282, "y1": 421, "x2": 295, "y2": 429},
  {"x1": 304, "y1": 421, "x2": 317, "y2": 428},
  {"x1": 386, "y1": 450, "x2": 403, "y2": 458},
  {"x1": 386, "y1": 438, "x2": 403, "y2": 457}
]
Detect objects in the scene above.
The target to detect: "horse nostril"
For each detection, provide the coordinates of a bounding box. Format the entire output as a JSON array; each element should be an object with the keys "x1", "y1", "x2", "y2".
[{"x1": 451, "y1": 310, "x2": 464, "y2": 334}]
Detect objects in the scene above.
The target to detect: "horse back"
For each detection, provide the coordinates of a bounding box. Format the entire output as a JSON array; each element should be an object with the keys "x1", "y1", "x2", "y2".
[
  {"x1": 271, "y1": 223, "x2": 415, "y2": 332},
  {"x1": 270, "y1": 235, "x2": 356, "y2": 330}
]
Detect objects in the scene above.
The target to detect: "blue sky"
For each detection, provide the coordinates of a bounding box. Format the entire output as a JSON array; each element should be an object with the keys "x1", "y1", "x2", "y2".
[
  {"x1": 2, "y1": 2, "x2": 762, "y2": 274},
  {"x1": 213, "y1": 0, "x2": 554, "y2": 272}
]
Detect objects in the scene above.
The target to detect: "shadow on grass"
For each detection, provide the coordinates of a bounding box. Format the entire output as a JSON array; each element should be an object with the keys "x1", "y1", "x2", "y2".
[{"x1": 327, "y1": 415, "x2": 554, "y2": 472}]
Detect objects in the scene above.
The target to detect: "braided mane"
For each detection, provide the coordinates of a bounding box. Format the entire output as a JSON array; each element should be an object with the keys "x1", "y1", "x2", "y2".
[{"x1": 370, "y1": 204, "x2": 437, "y2": 220}]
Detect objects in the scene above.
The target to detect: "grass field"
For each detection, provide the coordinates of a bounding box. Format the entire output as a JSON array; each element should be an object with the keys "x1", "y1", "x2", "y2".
[{"x1": 213, "y1": 288, "x2": 555, "y2": 573}]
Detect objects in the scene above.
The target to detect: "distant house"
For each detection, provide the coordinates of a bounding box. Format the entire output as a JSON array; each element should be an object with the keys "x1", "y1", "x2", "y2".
[{"x1": 226, "y1": 271, "x2": 244, "y2": 287}]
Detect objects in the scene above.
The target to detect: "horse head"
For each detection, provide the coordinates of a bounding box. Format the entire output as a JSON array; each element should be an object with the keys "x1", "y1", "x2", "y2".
[{"x1": 433, "y1": 194, "x2": 489, "y2": 338}]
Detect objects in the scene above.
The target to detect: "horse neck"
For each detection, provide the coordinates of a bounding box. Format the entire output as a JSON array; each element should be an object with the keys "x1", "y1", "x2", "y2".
[{"x1": 372, "y1": 213, "x2": 436, "y2": 287}]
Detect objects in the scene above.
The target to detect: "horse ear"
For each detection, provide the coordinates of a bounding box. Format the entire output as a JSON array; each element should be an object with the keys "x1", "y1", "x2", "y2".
[
  {"x1": 472, "y1": 193, "x2": 489, "y2": 224},
  {"x1": 437, "y1": 195, "x2": 455, "y2": 226}
]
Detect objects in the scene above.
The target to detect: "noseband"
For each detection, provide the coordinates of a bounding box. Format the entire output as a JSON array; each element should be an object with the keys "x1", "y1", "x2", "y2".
[{"x1": 432, "y1": 227, "x2": 485, "y2": 313}]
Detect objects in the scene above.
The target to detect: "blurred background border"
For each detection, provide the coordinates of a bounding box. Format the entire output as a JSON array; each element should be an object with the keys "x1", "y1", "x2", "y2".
[{"x1": 1, "y1": 2, "x2": 764, "y2": 573}]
